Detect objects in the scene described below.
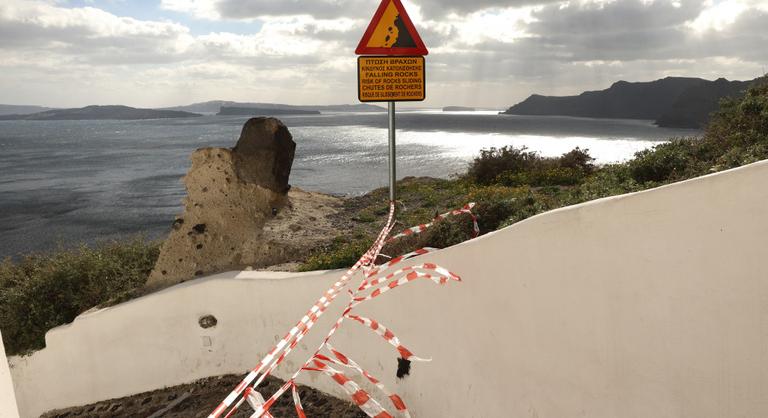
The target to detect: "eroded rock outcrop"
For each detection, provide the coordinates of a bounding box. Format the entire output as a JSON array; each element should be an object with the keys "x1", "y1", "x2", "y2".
[
  {"x1": 232, "y1": 117, "x2": 295, "y2": 192},
  {"x1": 147, "y1": 117, "x2": 341, "y2": 289}
]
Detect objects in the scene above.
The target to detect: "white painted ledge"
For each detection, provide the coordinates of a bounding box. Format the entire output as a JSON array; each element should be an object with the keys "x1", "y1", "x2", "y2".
[{"x1": 9, "y1": 160, "x2": 768, "y2": 418}]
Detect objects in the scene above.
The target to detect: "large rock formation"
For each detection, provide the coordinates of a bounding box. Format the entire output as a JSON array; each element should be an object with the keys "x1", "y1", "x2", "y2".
[
  {"x1": 147, "y1": 117, "x2": 341, "y2": 289},
  {"x1": 232, "y1": 117, "x2": 296, "y2": 192},
  {"x1": 501, "y1": 76, "x2": 759, "y2": 128}
]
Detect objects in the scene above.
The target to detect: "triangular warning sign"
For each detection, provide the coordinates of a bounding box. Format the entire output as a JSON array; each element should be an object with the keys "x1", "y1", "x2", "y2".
[{"x1": 355, "y1": 0, "x2": 428, "y2": 56}]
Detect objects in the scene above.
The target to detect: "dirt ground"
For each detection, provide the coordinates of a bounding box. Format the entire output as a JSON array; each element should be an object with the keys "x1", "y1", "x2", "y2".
[{"x1": 41, "y1": 374, "x2": 367, "y2": 418}]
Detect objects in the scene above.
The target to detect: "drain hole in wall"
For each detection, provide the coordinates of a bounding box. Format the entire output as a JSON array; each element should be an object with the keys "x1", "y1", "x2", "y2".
[{"x1": 199, "y1": 315, "x2": 218, "y2": 329}]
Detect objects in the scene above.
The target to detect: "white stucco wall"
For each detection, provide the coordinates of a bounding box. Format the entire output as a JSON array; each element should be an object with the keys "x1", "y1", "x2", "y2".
[
  {"x1": 9, "y1": 160, "x2": 768, "y2": 418},
  {"x1": 1, "y1": 331, "x2": 20, "y2": 418}
]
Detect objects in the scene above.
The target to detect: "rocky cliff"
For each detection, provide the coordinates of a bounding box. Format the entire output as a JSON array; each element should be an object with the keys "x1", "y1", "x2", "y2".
[
  {"x1": 655, "y1": 78, "x2": 752, "y2": 128},
  {"x1": 502, "y1": 76, "x2": 757, "y2": 128},
  {"x1": 147, "y1": 117, "x2": 341, "y2": 289},
  {"x1": 502, "y1": 77, "x2": 706, "y2": 120}
]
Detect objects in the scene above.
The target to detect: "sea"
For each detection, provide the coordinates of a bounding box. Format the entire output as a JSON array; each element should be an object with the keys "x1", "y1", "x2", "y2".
[{"x1": 0, "y1": 110, "x2": 699, "y2": 258}]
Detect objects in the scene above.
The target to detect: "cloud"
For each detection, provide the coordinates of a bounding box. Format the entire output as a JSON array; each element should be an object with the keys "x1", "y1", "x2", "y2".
[
  {"x1": 459, "y1": 0, "x2": 768, "y2": 65},
  {"x1": 427, "y1": 6, "x2": 540, "y2": 47},
  {"x1": 413, "y1": 0, "x2": 768, "y2": 101},
  {"x1": 0, "y1": 0, "x2": 194, "y2": 62},
  {"x1": 0, "y1": 1, "x2": 360, "y2": 64},
  {"x1": 0, "y1": 0, "x2": 766, "y2": 108},
  {"x1": 160, "y1": 0, "x2": 558, "y2": 20},
  {"x1": 159, "y1": 0, "x2": 221, "y2": 20},
  {"x1": 415, "y1": 0, "x2": 559, "y2": 16},
  {"x1": 532, "y1": 0, "x2": 702, "y2": 37},
  {"x1": 196, "y1": 17, "x2": 360, "y2": 59},
  {"x1": 687, "y1": 0, "x2": 768, "y2": 32},
  {"x1": 0, "y1": 0, "x2": 369, "y2": 106},
  {"x1": 160, "y1": 0, "x2": 377, "y2": 19}
]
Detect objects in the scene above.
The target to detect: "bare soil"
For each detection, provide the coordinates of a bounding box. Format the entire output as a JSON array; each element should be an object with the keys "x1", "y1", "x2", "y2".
[{"x1": 42, "y1": 374, "x2": 367, "y2": 418}]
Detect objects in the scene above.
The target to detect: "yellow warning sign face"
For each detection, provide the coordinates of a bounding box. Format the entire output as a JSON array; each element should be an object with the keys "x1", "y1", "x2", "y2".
[
  {"x1": 358, "y1": 56, "x2": 425, "y2": 102},
  {"x1": 355, "y1": 0, "x2": 428, "y2": 55}
]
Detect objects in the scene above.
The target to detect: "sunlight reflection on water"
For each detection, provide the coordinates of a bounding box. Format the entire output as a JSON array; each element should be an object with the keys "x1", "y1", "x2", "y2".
[{"x1": 396, "y1": 130, "x2": 662, "y2": 163}]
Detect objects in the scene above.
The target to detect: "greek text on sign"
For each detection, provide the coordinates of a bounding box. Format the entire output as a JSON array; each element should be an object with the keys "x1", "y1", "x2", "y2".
[{"x1": 358, "y1": 56, "x2": 425, "y2": 102}]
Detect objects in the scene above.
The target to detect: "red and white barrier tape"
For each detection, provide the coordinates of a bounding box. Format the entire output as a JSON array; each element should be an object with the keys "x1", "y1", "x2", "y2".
[
  {"x1": 291, "y1": 383, "x2": 306, "y2": 418},
  {"x1": 243, "y1": 388, "x2": 274, "y2": 418},
  {"x1": 208, "y1": 202, "x2": 477, "y2": 418},
  {"x1": 357, "y1": 248, "x2": 436, "y2": 293},
  {"x1": 303, "y1": 359, "x2": 390, "y2": 417},
  {"x1": 351, "y1": 270, "x2": 459, "y2": 307},
  {"x1": 359, "y1": 262, "x2": 460, "y2": 294},
  {"x1": 345, "y1": 314, "x2": 429, "y2": 362},
  {"x1": 386, "y1": 203, "x2": 479, "y2": 243},
  {"x1": 320, "y1": 342, "x2": 411, "y2": 418}
]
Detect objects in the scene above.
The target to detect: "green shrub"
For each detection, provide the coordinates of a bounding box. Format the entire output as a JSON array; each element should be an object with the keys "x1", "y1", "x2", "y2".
[
  {"x1": 462, "y1": 185, "x2": 518, "y2": 231},
  {"x1": 466, "y1": 146, "x2": 543, "y2": 185},
  {"x1": 566, "y1": 164, "x2": 641, "y2": 203},
  {"x1": 352, "y1": 211, "x2": 376, "y2": 223},
  {"x1": 707, "y1": 79, "x2": 768, "y2": 167},
  {"x1": 467, "y1": 146, "x2": 595, "y2": 187},
  {"x1": 0, "y1": 238, "x2": 159, "y2": 355},
  {"x1": 625, "y1": 77, "x2": 768, "y2": 185},
  {"x1": 299, "y1": 237, "x2": 371, "y2": 272},
  {"x1": 300, "y1": 211, "x2": 479, "y2": 272},
  {"x1": 559, "y1": 147, "x2": 596, "y2": 173},
  {"x1": 498, "y1": 166, "x2": 587, "y2": 187},
  {"x1": 628, "y1": 139, "x2": 697, "y2": 183},
  {"x1": 381, "y1": 214, "x2": 478, "y2": 260},
  {"x1": 464, "y1": 185, "x2": 559, "y2": 231}
]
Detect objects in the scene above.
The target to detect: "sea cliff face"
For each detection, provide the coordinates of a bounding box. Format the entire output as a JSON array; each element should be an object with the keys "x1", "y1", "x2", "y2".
[
  {"x1": 502, "y1": 76, "x2": 756, "y2": 128},
  {"x1": 503, "y1": 77, "x2": 706, "y2": 120},
  {"x1": 655, "y1": 78, "x2": 752, "y2": 128}
]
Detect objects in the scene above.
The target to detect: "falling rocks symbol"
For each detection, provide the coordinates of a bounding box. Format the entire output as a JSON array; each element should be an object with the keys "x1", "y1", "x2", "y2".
[
  {"x1": 355, "y1": 0, "x2": 428, "y2": 56},
  {"x1": 392, "y1": 15, "x2": 416, "y2": 48}
]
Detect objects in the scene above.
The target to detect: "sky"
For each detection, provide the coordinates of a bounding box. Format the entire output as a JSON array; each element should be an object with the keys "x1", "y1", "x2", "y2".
[{"x1": 0, "y1": 0, "x2": 766, "y2": 108}]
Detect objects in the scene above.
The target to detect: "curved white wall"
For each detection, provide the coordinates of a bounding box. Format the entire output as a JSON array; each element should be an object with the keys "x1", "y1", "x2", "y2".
[{"x1": 10, "y1": 160, "x2": 768, "y2": 418}]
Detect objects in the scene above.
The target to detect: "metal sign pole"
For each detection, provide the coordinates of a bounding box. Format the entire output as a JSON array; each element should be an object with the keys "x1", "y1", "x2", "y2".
[{"x1": 388, "y1": 101, "x2": 396, "y2": 203}]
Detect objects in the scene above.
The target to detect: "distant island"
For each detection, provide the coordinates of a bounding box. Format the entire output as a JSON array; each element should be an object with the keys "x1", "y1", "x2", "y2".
[
  {"x1": 0, "y1": 105, "x2": 201, "y2": 121},
  {"x1": 0, "y1": 104, "x2": 56, "y2": 116},
  {"x1": 217, "y1": 106, "x2": 321, "y2": 116},
  {"x1": 443, "y1": 106, "x2": 476, "y2": 112},
  {"x1": 164, "y1": 101, "x2": 385, "y2": 114},
  {"x1": 502, "y1": 76, "x2": 758, "y2": 128}
]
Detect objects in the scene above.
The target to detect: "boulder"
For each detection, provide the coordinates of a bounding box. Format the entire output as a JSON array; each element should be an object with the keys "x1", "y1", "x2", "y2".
[
  {"x1": 232, "y1": 117, "x2": 296, "y2": 192},
  {"x1": 146, "y1": 117, "x2": 337, "y2": 289}
]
